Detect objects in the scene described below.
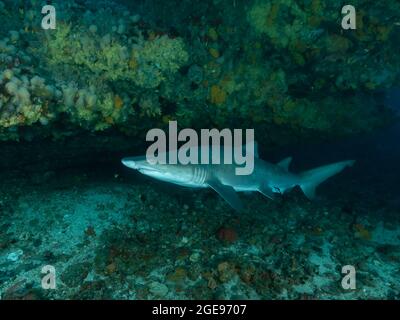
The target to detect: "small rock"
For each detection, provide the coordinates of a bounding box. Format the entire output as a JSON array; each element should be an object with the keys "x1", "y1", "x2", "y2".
[
  {"x1": 85, "y1": 226, "x2": 96, "y2": 237},
  {"x1": 217, "y1": 227, "x2": 238, "y2": 243},
  {"x1": 189, "y1": 252, "x2": 200, "y2": 262},
  {"x1": 89, "y1": 25, "x2": 98, "y2": 33},
  {"x1": 166, "y1": 267, "x2": 187, "y2": 283},
  {"x1": 130, "y1": 14, "x2": 141, "y2": 23},
  {"x1": 207, "y1": 277, "x2": 218, "y2": 290},
  {"x1": 187, "y1": 64, "x2": 203, "y2": 84},
  {"x1": 217, "y1": 261, "x2": 236, "y2": 283},
  {"x1": 105, "y1": 262, "x2": 117, "y2": 274},
  {"x1": 149, "y1": 282, "x2": 168, "y2": 297},
  {"x1": 61, "y1": 262, "x2": 91, "y2": 287},
  {"x1": 7, "y1": 249, "x2": 23, "y2": 262},
  {"x1": 180, "y1": 236, "x2": 189, "y2": 244},
  {"x1": 217, "y1": 261, "x2": 230, "y2": 273}
]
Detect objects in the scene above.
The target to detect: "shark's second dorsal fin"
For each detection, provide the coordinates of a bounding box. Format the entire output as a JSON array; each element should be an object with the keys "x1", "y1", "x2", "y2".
[{"x1": 277, "y1": 157, "x2": 292, "y2": 171}]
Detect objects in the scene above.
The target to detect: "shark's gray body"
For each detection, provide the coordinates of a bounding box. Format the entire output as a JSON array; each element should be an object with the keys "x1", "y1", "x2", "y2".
[{"x1": 122, "y1": 146, "x2": 355, "y2": 211}]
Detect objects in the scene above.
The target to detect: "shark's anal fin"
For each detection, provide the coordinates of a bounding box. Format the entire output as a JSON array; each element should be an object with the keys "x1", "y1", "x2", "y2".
[
  {"x1": 258, "y1": 185, "x2": 278, "y2": 200},
  {"x1": 301, "y1": 184, "x2": 316, "y2": 200},
  {"x1": 207, "y1": 179, "x2": 243, "y2": 212}
]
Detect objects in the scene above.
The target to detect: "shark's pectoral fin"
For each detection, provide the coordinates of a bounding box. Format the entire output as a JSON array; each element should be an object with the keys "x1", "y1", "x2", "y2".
[
  {"x1": 207, "y1": 179, "x2": 243, "y2": 212},
  {"x1": 258, "y1": 185, "x2": 278, "y2": 200}
]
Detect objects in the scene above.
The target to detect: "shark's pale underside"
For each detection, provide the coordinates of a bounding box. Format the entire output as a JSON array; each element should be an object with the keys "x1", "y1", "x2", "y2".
[{"x1": 122, "y1": 144, "x2": 355, "y2": 211}]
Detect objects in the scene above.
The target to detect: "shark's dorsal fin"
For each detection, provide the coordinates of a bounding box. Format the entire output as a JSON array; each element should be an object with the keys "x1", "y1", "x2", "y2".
[
  {"x1": 277, "y1": 157, "x2": 292, "y2": 171},
  {"x1": 207, "y1": 178, "x2": 243, "y2": 212}
]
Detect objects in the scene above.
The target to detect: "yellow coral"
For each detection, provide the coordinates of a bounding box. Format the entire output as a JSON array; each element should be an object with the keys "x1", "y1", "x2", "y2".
[
  {"x1": 162, "y1": 115, "x2": 174, "y2": 124},
  {"x1": 210, "y1": 85, "x2": 227, "y2": 105},
  {"x1": 208, "y1": 28, "x2": 218, "y2": 41},
  {"x1": 283, "y1": 99, "x2": 296, "y2": 112},
  {"x1": 326, "y1": 35, "x2": 351, "y2": 54},
  {"x1": 292, "y1": 52, "x2": 305, "y2": 66},
  {"x1": 354, "y1": 224, "x2": 372, "y2": 240},
  {"x1": 114, "y1": 95, "x2": 123, "y2": 109},
  {"x1": 129, "y1": 52, "x2": 138, "y2": 70},
  {"x1": 266, "y1": 3, "x2": 280, "y2": 28},
  {"x1": 376, "y1": 26, "x2": 392, "y2": 42},
  {"x1": 209, "y1": 48, "x2": 220, "y2": 59},
  {"x1": 311, "y1": 0, "x2": 321, "y2": 14},
  {"x1": 247, "y1": 1, "x2": 309, "y2": 48},
  {"x1": 273, "y1": 115, "x2": 285, "y2": 125},
  {"x1": 220, "y1": 75, "x2": 237, "y2": 94},
  {"x1": 105, "y1": 116, "x2": 114, "y2": 124}
]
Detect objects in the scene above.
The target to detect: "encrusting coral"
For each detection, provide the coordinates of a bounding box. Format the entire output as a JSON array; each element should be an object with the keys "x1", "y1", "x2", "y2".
[
  {"x1": 0, "y1": 1, "x2": 189, "y2": 140},
  {"x1": 0, "y1": 0, "x2": 398, "y2": 144}
]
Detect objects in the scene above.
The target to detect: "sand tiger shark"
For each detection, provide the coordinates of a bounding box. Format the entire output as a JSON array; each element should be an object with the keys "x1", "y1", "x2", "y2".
[{"x1": 122, "y1": 144, "x2": 355, "y2": 212}]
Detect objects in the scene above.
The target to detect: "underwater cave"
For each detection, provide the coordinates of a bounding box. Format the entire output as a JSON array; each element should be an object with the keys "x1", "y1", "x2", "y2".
[{"x1": 0, "y1": 0, "x2": 400, "y2": 302}]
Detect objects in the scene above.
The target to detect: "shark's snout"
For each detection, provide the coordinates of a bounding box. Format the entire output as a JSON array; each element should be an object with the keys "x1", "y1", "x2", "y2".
[
  {"x1": 121, "y1": 157, "x2": 138, "y2": 169},
  {"x1": 122, "y1": 155, "x2": 157, "y2": 171}
]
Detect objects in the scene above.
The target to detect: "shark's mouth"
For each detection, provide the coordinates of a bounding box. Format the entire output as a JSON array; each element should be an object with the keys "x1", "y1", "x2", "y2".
[{"x1": 138, "y1": 168, "x2": 161, "y2": 174}]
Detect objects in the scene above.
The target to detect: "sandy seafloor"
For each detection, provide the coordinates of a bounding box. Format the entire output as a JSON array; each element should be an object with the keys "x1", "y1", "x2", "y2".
[{"x1": 0, "y1": 128, "x2": 399, "y2": 300}]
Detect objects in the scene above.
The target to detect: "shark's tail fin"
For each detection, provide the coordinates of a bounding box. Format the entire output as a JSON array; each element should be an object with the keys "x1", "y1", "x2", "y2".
[{"x1": 298, "y1": 160, "x2": 355, "y2": 200}]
